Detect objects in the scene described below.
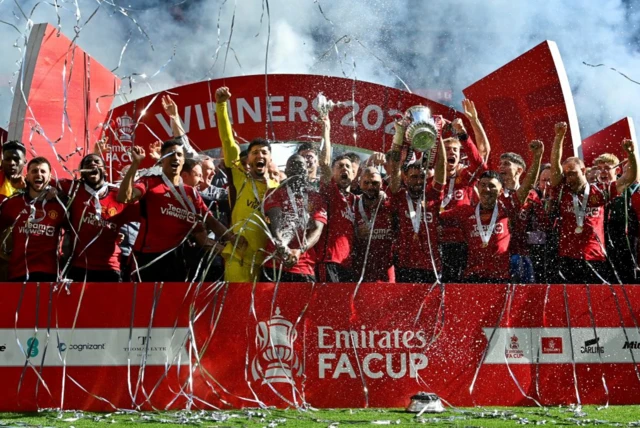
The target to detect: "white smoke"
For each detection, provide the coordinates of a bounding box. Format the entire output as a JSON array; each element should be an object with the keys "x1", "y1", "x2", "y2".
[{"x1": 0, "y1": 0, "x2": 637, "y2": 141}]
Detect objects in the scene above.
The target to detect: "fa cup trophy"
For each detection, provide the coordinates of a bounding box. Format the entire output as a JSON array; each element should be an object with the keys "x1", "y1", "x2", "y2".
[
  {"x1": 313, "y1": 92, "x2": 345, "y2": 118},
  {"x1": 403, "y1": 105, "x2": 438, "y2": 153}
]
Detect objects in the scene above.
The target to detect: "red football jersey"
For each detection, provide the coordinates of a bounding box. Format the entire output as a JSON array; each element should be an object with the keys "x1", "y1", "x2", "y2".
[
  {"x1": 317, "y1": 180, "x2": 357, "y2": 266},
  {"x1": 391, "y1": 183, "x2": 443, "y2": 271},
  {"x1": 263, "y1": 186, "x2": 327, "y2": 276},
  {"x1": 353, "y1": 195, "x2": 395, "y2": 283},
  {"x1": 133, "y1": 176, "x2": 209, "y2": 254},
  {"x1": 0, "y1": 194, "x2": 66, "y2": 279},
  {"x1": 552, "y1": 182, "x2": 616, "y2": 261},
  {"x1": 440, "y1": 195, "x2": 519, "y2": 280},
  {"x1": 59, "y1": 180, "x2": 140, "y2": 272},
  {"x1": 439, "y1": 136, "x2": 488, "y2": 243}
]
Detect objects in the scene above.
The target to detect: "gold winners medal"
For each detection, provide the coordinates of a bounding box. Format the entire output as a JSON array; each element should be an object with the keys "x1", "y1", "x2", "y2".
[
  {"x1": 413, "y1": 232, "x2": 419, "y2": 242},
  {"x1": 482, "y1": 242, "x2": 489, "y2": 248},
  {"x1": 575, "y1": 226, "x2": 583, "y2": 234}
]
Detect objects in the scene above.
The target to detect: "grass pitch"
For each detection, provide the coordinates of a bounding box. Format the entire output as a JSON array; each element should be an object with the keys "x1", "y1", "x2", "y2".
[{"x1": 2, "y1": 405, "x2": 640, "y2": 427}]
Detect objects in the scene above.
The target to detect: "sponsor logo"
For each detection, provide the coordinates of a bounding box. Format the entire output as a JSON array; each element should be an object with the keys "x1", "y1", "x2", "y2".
[
  {"x1": 123, "y1": 335, "x2": 167, "y2": 356},
  {"x1": 246, "y1": 197, "x2": 260, "y2": 210},
  {"x1": 18, "y1": 223, "x2": 55, "y2": 237},
  {"x1": 0, "y1": 344, "x2": 6, "y2": 352},
  {"x1": 84, "y1": 213, "x2": 117, "y2": 231},
  {"x1": 541, "y1": 337, "x2": 563, "y2": 354},
  {"x1": 164, "y1": 192, "x2": 171, "y2": 198},
  {"x1": 505, "y1": 335, "x2": 525, "y2": 359},
  {"x1": 160, "y1": 203, "x2": 197, "y2": 223},
  {"x1": 317, "y1": 324, "x2": 428, "y2": 379},
  {"x1": 58, "y1": 342, "x2": 106, "y2": 352},
  {"x1": 341, "y1": 208, "x2": 355, "y2": 223},
  {"x1": 623, "y1": 341, "x2": 640, "y2": 350},
  {"x1": 580, "y1": 337, "x2": 604, "y2": 354},
  {"x1": 19, "y1": 209, "x2": 28, "y2": 215},
  {"x1": 251, "y1": 307, "x2": 302, "y2": 385},
  {"x1": 26, "y1": 337, "x2": 39, "y2": 358}
]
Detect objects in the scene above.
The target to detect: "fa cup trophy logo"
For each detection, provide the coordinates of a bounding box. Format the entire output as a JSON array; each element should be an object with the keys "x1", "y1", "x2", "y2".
[
  {"x1": 115, "y1": 112, "x2": 134, "y2": 143},
  {"x1": 251, "y1": 307, "x2": 302, "y2": 384}
]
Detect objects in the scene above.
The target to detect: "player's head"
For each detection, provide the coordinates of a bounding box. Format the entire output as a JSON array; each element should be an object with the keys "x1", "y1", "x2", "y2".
[
  {"x1": 478, "y1": 170, "x2": 503, "y2": 208},
  {"x1": 1, "y1": 140, "x2": 26, "y2": 178},
  {"x1": 80, "y1": 153, "x2": 107, "y2": 188},
  {"x1": 296, "y1": 142, "x2": 318, "y2": 177},
  {"x1": 562, "y1": 157, "x2": 587, "y2": 193},
  {"x1": 593, "y1": 153, "x2": 620, "y2": 184},
  {"x1": 360, "y1": 166, "x2": 382, "y2": 200},
  {"x1": 443, "y1": 137, "x2": 462, "y2": 174},
  {"x1": 331, "y1": 155, "x2": 354, "y2": 190},
  {"x1": 499, "y1": 152, "x2": 526, "y2": 184},
  {"x1": 247, "y1": 138, "x2": 272, "y2": 179},
  {"x1": 181, "y1": 158, "x2": 203, "y2": 187},
  {"x1": 404, "y1": 163, "x2": 426, "y2": 197},
  {"x1": 26, "y1": 157, "x2": 52, "y2": 194},
  {"x1": 160, "y1": 138, "x2": 185, "y2": 178}
]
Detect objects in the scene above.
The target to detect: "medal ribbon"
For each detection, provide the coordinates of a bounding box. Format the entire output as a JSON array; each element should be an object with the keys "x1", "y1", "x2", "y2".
[
  {"x1": 358, "y1": 198, "x2": 374, "y2": 228},
  {"x1": 83, "y1": 182, "x2": 114, "y2": 220},
  {"x1": 406, "y1": 191, "x2": 423, "y2": 234},
  {"x1": 571, "y1": 184, "x2": 590, "y2": 229},
  {"x1": 162, "y1": 173, "x2": 196, "y2": 214},
  {"x1": 475, "y1": 203, "x2": 499, "y2": 247},
  {"x1": 440, "y1": 176, "x2": 455, "y2": 209}
]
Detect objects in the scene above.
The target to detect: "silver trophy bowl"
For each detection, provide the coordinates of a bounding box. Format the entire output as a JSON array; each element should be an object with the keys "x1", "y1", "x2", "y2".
[
  {"x1": 314, "y1": 92, "x2": 344, "y2": 118},
  {"x1": 404, "y1": 105, "x2": 437, "y2": 153}
]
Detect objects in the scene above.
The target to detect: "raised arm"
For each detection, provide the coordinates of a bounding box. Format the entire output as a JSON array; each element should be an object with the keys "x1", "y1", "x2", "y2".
[
  {"x1": 319, "y1": 115, "x2": 332, "y2": 185},
  {"x1": 434, "y1": 135, "x2": 446, "y2": 186},
  {"x1": 516, "y1": 140, "x2": 544, "y2": 203},
  {"x1": 116, "y1": 146, "x2": 145, "y2": 203},
  {"x1": 462, "y1": 99, "x2": 490, "y2": 162},
  {"x1": 550, "y1": 122, "x2": 567, "y2": 187},
  {"x1": 616, "y1": 139, "x2": 639, "y2": 193},
  {"x1": 388, "y1": 121, "x2": 405, "y2": 194},
  {"x1": 215, "y1": 87, "x2": 240, "y2": 168},
  {"x1": 162, "y1": 95, "x2": 198, "y2": 158}
]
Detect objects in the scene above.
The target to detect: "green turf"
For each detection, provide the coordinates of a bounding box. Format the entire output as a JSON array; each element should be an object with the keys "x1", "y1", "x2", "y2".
[{"x1": 2, "y1": 406, "x2": 640, "y2": 427}]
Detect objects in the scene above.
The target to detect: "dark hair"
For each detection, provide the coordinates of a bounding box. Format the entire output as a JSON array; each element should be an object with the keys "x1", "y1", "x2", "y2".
[
  {"x1": 343, "y1": 152, "x2": 361, "y2": 165},
  {"x1": 182, "y1": 158, "x2": 200, "y2": 174},
  {"x1": 3, "y1": 140, "x2": 26, "y2": 155},
  {"x1": 479, "y1": 170, "x2": 504, "y2": 185},
  {"x1": 296, "y1": 142, "x2": 318, "y2": 156},
  {"x1": 331, "y1": 154, "x2": 352, "y2": 168},
  {"x1": 27, "y1": 156, "x2": 51, "y2": 171},
  {"x1": 80, "y1": 153, "x2": 104, "y2": 169},
  {"x1": 500, "y1": 152, "x2": 526, "y2": 171},
  {"x1": 239, "y1": 149, "x2": 249, "y2": 159},
  {"x1": 540, "y1": 163, "x2": 551, "y2": 172},
  {"x1": 404, "y1": 162, "x2": 424, "y2": 173},
  {"x1": 161, "y1": 138, "x2": 184, "y2": 155},
  {"x1": 248, "y1": 138, "x2": 271, "y2": 153}
]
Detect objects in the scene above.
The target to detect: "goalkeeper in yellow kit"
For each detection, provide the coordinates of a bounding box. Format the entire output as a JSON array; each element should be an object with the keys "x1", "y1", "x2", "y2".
[{"x1": 215, "y1": 87, "x2": 278, "y2": 282}]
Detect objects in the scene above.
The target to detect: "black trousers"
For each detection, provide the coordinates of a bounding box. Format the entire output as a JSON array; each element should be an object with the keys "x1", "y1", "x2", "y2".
[
  {"x1": 68, "y1": 267, "x2": 121, "y2": 283},
  {"x1": 317, "y1": 262, "x2": 356, "y2": 283},
  {"x1": 395, "y1": 267, "x2": 438, "y2": 284},
  {"x1": 440, "y1": 242, "x2": 467, "y2": 283},
  {"x1": 11, "y1": 272, "x2": 57, "y2": 282},
  {"x1": 131, "y1": 249, "x2": 188, "y2": 282}
]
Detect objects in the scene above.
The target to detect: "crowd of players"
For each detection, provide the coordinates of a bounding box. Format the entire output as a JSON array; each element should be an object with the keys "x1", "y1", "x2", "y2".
[{"x1": 0, "y1": 86, "x2": 637, "y2": 284}]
